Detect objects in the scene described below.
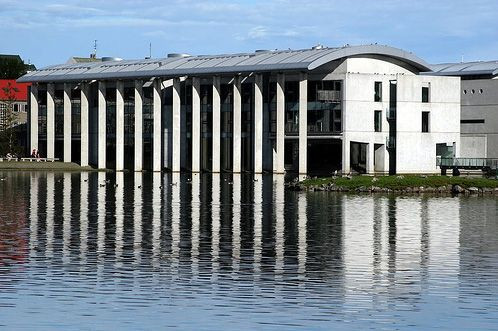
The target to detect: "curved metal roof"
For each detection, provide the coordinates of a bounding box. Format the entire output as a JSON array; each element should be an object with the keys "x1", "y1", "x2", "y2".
[
  {"x1": 18, "y1": 45, "x2": 431, "y2": 83},
  {"x1": 429, "y1": 61, "x2": 498, "y2": 77}
]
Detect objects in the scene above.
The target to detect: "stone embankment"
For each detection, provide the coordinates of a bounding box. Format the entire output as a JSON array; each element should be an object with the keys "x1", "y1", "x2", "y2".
[{"x1": 287, "y1": 175, "x2": 498, "y2": 195}]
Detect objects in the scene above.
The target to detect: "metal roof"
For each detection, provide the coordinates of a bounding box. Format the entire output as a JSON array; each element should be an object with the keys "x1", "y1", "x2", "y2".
[
  {"x1": 18, "y1": 45, "x2": 431, "y2": 83},
  {"x1": 428, "y1": 61, "x2": 498, "y2": 77}
]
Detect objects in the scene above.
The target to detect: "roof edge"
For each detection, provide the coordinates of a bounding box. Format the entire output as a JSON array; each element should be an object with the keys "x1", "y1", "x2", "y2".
[{"x1": 307, "y1": 45, "x2": 431, "y2": 72}]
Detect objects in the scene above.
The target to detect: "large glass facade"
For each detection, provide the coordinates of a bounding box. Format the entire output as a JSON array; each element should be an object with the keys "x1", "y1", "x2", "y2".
[
  {"x1": 241, "y1": 82, "x2": 253, "y2": 171},
  {"x1": 200, "y1": 84, "x2": 212, "y2": 171},
  {"x1": 220, "y1": 83, "x2": 232, "y2": 171},
  {"x1": 124, "y1": 86, "x2": 135, "y2": 169},
  {"x1": 106, "y1": 87, "x2": 116, "y2": 168},
  {"x1": 307, "y1": 80, "x2": 342, "y2": 134},
  {"x1": 143, "y1": 86, "x2": 153, "y2": 169},
  {"x1": 37, "y1": 89, "x2": 47, "y2": 157},
  {"x1": 285, "y1": 81, "x2": 299, "y2": 134}
]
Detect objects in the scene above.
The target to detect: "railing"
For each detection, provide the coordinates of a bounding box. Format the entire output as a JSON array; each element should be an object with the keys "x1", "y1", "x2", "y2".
[
  {"x1": 437, "y1": 157, "x2": 498, "y2": 169},
  {"x1": 317, "y1": 90, "x2": 341, "y2": 102}
]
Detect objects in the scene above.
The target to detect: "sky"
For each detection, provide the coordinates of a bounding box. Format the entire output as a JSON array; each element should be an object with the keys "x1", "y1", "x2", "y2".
[{"x1": 1, "y1": 0, "x2": 498, "y2": 68}]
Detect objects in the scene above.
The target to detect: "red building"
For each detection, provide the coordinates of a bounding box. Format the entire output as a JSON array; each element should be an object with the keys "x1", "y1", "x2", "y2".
[{"x1": 0, "y1": 79, "x2": 31, "y2": 129}]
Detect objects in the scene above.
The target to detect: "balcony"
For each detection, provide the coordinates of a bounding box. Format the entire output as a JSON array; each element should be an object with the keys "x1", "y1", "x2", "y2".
[{"x1": 317, "y1": 90, "x2": 341, "y2": 103}]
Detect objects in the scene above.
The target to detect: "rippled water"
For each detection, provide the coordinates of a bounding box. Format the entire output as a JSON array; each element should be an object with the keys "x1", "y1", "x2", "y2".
[{"x1": 1, "y1": 171, "x2": 498, "y2": 330}]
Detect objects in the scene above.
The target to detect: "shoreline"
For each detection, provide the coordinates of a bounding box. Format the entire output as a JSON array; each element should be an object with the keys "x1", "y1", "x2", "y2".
[
  {"x1": 0, "y1": 161, "x2": 99, "y2": 171},
  {"x1": 288, "y1": 175, "x2": 498, "y2": 195}
]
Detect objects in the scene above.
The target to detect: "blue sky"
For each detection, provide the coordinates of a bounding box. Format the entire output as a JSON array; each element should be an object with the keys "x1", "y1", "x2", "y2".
[{"x1": 2, "y1": 0, "x2": 498, "y2": 68}]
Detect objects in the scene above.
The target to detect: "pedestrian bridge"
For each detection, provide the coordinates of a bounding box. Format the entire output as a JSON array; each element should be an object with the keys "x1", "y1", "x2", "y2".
[{"x1": 437, "y1": 157, "x2": 498, "y2": 176}]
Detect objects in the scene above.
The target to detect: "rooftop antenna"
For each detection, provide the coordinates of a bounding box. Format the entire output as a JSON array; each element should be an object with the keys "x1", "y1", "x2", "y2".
[
  {"x1": 92, "y1": 40, "x2": 98, "y2": 59},
  {"x1": 461, "y1": 54, "x2": 464, "y2": 63},
  {"x1": 149, "y1": 42, "x2": 152, "y2": 59}
]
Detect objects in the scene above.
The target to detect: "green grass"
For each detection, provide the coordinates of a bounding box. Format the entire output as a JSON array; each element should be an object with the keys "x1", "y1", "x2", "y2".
[
  {"x1": 302, "y1": 175, "x2": 498, "y2": 189},
  {"x1": 0, "y1": 161, "x2": 97, "y2": 171}
]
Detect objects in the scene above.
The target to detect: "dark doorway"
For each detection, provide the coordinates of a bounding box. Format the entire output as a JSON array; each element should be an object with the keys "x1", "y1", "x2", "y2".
[{"x1": 308, "y1": 139, "x2": 342, "y2": 176}]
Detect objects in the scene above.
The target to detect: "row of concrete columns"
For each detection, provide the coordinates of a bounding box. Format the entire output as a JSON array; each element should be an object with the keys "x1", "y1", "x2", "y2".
[{"x1": 29, "y1": 73, "x2": 309, "y2": 175}]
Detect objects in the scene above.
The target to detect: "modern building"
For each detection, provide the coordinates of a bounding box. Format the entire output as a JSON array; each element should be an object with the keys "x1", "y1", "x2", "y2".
[
  {"x1": 429, "y1": 61, "x2": 498, "y2": 159},
  {"x1": 18, "y1": 44, "x2": 460, "y2": 175}
]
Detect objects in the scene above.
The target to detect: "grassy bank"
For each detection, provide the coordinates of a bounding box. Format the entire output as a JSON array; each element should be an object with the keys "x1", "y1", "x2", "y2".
[
  {"x1": 301, "y1": 175, "x2": 498, "y2": 190},
  {"x1": 0, "y1": 161, "x2": 96, "y2": 171}
]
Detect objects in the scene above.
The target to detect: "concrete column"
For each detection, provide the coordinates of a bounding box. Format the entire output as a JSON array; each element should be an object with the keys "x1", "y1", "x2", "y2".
[
  {"x1": 46, "y1": 83, "x2": 55, "y2": 159},
  {"x1": 116, "y1": 81, "x2": 125, "y2": 171},
  {"x1": 254, "y1": 74, "x2": 263, "y2": 173},
  {"x1": 63, "y1": 84, "x2": 72, "y2": 162},
  {"x1": 172, "y1": 78, "x2": 181, "y2": 172},
  {"x1": 97, "y1": 81, "x2": 106, "y2": 169},
  {"x1": 233, "y1": 76, "x2": 242, "y2": 173},
  {"x1": 276, "y1": 73, "x2": 285, "y2": 173},
  {"x1": 134, "y1": 80, "x2": 143, "y2": 171},
  {"x1": 212, "y1": 76, "x2": 221, "y2": 173},
  {"x1": 29, "y1": 84, "x2": 38, "y2": 152},
  {"x1": 342, "y1": 137, "x2": 350, "y2": 174},
  {"x1": 192, "y1": 77, "x2": 201, "y2": 172},
  {"x1": 80, "y1": 83, "x2": 89, "y2": 167},
  {"x1": 299, "y1": 73, "x2": 308, "y2": 178},
  {"x1": 153, "y1": 79, "x2": 162, "y2": 172},
  {"x1": 367, "y1": 142, "x2": 375, "y2": 174}
]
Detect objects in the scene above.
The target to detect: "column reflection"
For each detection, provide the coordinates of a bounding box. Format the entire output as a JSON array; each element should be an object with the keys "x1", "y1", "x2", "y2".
[
  {"x1": 133, "y1": 172, "x2": 143, "y2": 266},
  {"x1": 191, "y1": 173, "x2": 200, "y2": 278},
  {"x1": 80, "y1": 172, "x2": 89, "y2": 267},
  {"x1": 62, "y1": 173, "x2": 71, "y2": 264},
  {"x1": 211, "y1": 174, "x2": 221, "y2": 281},
  {"x1": 253, "y1": 174, "x2": 263, "y2": 279},
  {"x1": 297, "y1": 191, "x2": 307, "y2": 279},
  {"x1": 152, "y1": 172, "x2": 161, "y2": 268},
  {"x1": 29, "y1": 173, "x2": 39, "y2": 259},
  {"x1": 274, "y1": 174, "x2": 285, "y2": 277},
  {"x1": 232, "y1": 174, "x2": 241, "y2": 276},
  {"x1": 171, "y1": 172, "x2": 180, "y2": 277},
  {"x1": 45, "y1": 172, "x2": 55, "y2": 258},
  {"x1": 115, "y1": 172, "x2": 124, "y2": 267},
  {"x1": 97, "y1": 172, "x2": 106, "y2": 261}
]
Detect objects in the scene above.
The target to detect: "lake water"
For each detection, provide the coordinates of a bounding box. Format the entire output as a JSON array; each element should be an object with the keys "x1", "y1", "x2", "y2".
[{"x1": 1, "y1": 171, "x2": 498, "y2": 330}]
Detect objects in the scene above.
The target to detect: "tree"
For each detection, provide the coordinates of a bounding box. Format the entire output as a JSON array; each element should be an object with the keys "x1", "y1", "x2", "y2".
[
  {"x1": 0, "y1": 56, "x2": 27, "y2": 79},
  {"x1": 0, "y1": 82, "x2": 20, "y2": 156}
]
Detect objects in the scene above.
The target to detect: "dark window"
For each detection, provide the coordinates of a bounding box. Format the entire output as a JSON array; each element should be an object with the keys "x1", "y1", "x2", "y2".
[
  {"x1": 374, "y1": 81, "x2": 382, "y2": 102},
  {"x1": 422, "y1": 111, "x2": 430, "y2": 132},
  {"x1": 374, "y1": 110, "x2": 382, "y2": 132},
  {"x1": 461, "y1": 119, "x2": 485, "y2": 124},
  {"x1": 422, "y1": 86, "x2": 430, "y2": 103}
]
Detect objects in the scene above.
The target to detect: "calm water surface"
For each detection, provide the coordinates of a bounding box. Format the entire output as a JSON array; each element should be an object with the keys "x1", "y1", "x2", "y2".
[{"x1": 1, "y1": 171, "x2": 498, "y2": 330}]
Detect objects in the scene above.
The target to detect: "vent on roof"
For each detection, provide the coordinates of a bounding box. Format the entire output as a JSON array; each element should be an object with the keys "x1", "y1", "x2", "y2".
[
  {"x1": 312, "y1": 44, "x2": 323, "y2": 50},
  {"x1": 255, "y1": 49, "x2": 271, "y2": 53},
  {"x1": 168, "y1": 53, "x2": 191, "y2": 58},
  {"x1": 102, "y1": 57, "x2": 123, "y2": 62}
]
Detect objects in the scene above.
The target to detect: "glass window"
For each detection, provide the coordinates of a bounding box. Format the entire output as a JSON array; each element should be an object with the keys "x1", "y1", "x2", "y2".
[
  {"x1": 422, "y1": 111, "x2": 430, "y2": 132},
  {"x1": 422, "y1": 84, "x2": 430, "y2": 103},
  {"x1": 374, "y1": 110, "x2": 382, "y2": 132},
  {"x1": 374, "y1": 82, "x2": 382, "y2": 102}
]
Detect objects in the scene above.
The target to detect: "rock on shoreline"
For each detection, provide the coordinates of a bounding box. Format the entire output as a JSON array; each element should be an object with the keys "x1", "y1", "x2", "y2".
[{"x1": 287, "y1": 182, "x2": 498, "y2": 195}]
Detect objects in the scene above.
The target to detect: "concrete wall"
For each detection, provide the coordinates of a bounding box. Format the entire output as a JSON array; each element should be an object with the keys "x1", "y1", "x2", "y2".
[
  {"x1": 460, "y1": 79, "x2": 498, "y2": 158},
  {"x1": 340, "y1": 57, "x2": 460, "y2": 174},
  {"x1": 396, "y1": 75, "x2": 460, "y2": 173}
]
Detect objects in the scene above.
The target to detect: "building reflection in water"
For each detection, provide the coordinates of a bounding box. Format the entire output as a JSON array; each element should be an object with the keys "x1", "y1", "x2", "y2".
[{"x1": 15, "y1": 170, "x2": 471, "y2": 319}]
